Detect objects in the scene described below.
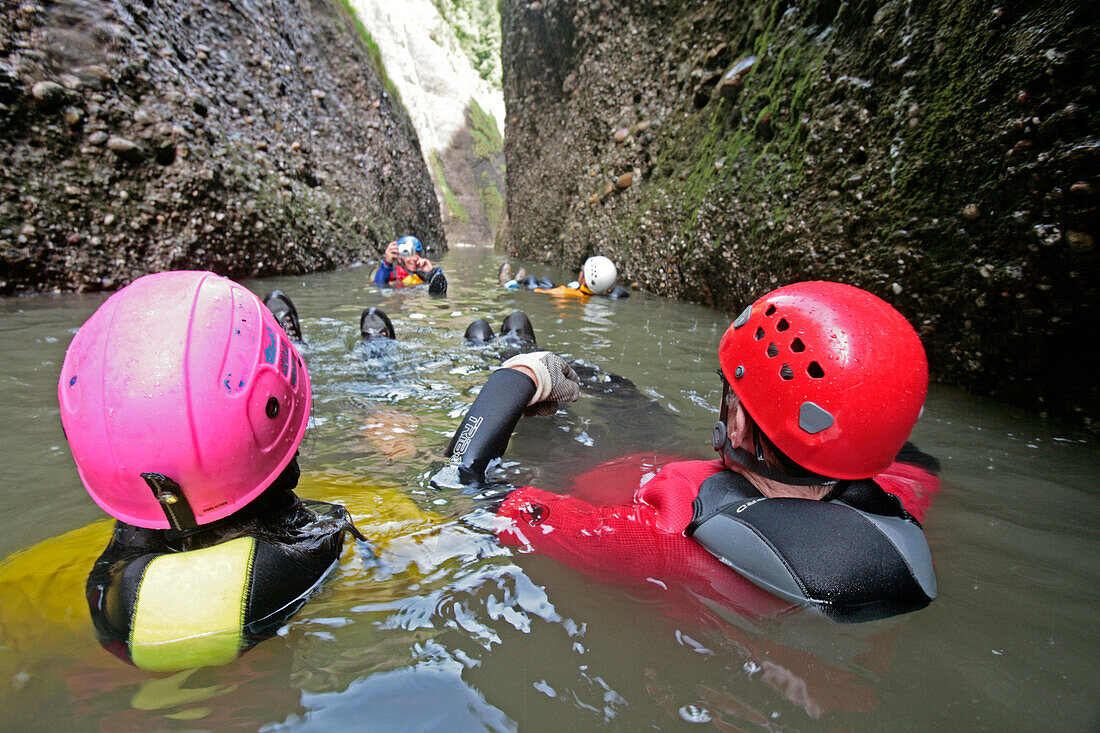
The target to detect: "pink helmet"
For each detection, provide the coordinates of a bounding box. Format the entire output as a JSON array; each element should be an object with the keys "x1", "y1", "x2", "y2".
[{"x1": 58, "y1": 271, "x2": 311, "y2": 529}]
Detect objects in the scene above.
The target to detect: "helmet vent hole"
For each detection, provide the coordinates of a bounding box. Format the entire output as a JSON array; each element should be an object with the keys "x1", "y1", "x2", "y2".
[
  {"x1": 791, "y1": 338, "x2": 805, "y2": 352},
  {"x1": 776, "y1": 318, "x2": 789, "y2": 332},
  {"x1": 765, "y1": 305, "x2": 776, "y2": 316},
  {"x1": 266, "y1": 397, "x2": 280, "y2": 418},
  {"x1": 807, "y1": 361, "x2": 825, "y2": 378},
  {"x1": 780, "y1": 364, "x2": 794, "y2": 380},
  {"x1": 766, "y1": 342, "x2": 779, "y2": 357},
  {"x1": 754, "y1": 327, "x2": 765, "y2": 341}
]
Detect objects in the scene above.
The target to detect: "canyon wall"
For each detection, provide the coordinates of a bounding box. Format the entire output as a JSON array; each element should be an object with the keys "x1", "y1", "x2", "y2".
[
  {"x1": 0, "y1": 0, "x2": 443, "y2": 294},
  {"x1": 499, "y1": 0, "x2": 1098, "y2": 428}
]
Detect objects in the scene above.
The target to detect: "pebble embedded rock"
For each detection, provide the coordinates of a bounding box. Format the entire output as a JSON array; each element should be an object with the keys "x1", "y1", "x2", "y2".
[
  {"x1": 1, "y1": 0, "x2": 444, "y2": 298},
  {"x1": 31, "y1": 80, "x2": 67, "y2": 110}
]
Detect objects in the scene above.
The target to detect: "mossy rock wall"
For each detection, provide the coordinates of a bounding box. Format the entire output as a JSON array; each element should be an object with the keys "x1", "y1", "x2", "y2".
[
  {"x1": 0, "y1": 0, "x2": 444, "y2": 294},
  {"x1": 499, "y1": 0, "x2": 1098, "y2": 429}
]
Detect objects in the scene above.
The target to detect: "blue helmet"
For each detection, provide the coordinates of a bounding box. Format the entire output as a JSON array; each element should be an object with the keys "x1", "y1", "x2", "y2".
[{"x1": 396, "y1": 235, "x2": 423, "y2": 257}]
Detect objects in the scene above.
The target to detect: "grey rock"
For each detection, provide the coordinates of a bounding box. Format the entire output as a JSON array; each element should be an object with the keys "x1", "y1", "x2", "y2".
[{"x1": 31, "y1": 80, "x2": 68, "y2": 110}]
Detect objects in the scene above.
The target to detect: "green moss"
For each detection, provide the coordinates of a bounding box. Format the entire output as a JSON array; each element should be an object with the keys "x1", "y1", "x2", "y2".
[
  {"x1": 334, "y1": 0, "x2": 402, "y2": 103},
  {"x1": 637, "y1": 0, "x2": 829, "y2": 240},
  {"x1": 893, "y1": 2, "x2": 1016, "y2": 211},
  {"x1": 469, "y1": 98, "x2": 503, "y2": 159},
  {"x1": 478, "y1": 178, "x2": 504, "y2": 229},
  {"x1": 430, "y1": 151, "x2": 469, "y2": 224},
  {"x1": 429, "y1": 0, "x2": 503, "y2": 87}
]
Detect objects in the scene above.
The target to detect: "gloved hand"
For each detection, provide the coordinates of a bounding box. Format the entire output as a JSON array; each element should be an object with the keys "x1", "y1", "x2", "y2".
[{"x1": 501, "y1": 351, "x2": 580, "y2": 412}]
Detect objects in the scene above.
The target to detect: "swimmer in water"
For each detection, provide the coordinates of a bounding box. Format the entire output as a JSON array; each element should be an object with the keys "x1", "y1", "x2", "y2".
[
  {"x1": 373, "y1": 235, "x2": 448, "y2": 295},
  {"x1": 500, "y1": 255, "x2": 630, "y2": 298},
  {"x1": 59, "y1": 271, "x2": 364, "y2": 671},
  {"x1": 433, "y1": 281, "x2": 940, "y2": 622}
]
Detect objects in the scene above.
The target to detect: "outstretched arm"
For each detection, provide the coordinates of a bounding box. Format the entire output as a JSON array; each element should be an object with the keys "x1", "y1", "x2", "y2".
[{"x1": 433, "y1": 352, "x2": 580, "y2": 490}]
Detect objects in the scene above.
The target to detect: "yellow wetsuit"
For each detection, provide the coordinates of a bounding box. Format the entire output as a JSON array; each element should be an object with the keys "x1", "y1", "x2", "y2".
[{"x1": 0, "y1": 476, "x2": 441, "y2": 675}]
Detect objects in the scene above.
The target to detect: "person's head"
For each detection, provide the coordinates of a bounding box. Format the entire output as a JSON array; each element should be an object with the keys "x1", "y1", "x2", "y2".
[
  {"x1": 713, "y1": 281, "x2": 927, "y2": 485},
  {"x1": 579, "y1": 256, "x2": 617, "y2": 295},
  {"x1": 58, "y1": 271, "x2": 312, "y2": 531}
]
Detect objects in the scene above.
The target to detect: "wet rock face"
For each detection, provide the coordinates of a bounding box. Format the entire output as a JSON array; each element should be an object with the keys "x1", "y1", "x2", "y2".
[
  {"x1": 500, "y1": 0, "x2": 1098, "y2": 430},
  {"x1": 0, "y1": 0, "x2": 444, "y2": 295}
]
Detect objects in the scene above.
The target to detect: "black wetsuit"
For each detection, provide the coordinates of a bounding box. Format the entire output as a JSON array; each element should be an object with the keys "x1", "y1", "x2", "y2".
[
  {"x1": 687, "y1": 470, "x2": 936, "y2": 621},
  {"x1": 86, "y1": 489, "x2": 351, "y2": 671}
]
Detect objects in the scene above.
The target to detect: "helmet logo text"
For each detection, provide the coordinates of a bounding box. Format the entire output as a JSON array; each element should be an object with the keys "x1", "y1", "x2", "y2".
[{"x1": 263, "y1": 326, "x2": 276, "y2": 365}]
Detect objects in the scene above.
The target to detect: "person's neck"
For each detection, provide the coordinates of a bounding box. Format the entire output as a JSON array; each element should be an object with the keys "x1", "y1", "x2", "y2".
[{"x1": 727, "y1": 463, "x2": 831, "y2": 500}]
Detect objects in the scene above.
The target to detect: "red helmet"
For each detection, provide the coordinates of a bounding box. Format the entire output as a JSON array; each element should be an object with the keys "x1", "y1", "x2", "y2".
[{"x1": 719, "y1": 281, "x2": 927, "y2": 479}]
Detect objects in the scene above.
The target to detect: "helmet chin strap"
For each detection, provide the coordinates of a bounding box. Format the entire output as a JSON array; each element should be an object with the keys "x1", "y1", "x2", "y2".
[
  {"x1": 712, "y1": 378, "x2": 840, "y2": 488},
  {"x1": 711, "y1": 420, "x2": 838, "y2": 487},
  {"x1": 141, "y1": 472, "x2": 199, "y2": 532}
]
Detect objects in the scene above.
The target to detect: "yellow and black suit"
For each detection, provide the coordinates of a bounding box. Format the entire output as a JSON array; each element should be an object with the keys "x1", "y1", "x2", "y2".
[{"x1": 86, "y1": 491, "x2": 349, "y2": 672}]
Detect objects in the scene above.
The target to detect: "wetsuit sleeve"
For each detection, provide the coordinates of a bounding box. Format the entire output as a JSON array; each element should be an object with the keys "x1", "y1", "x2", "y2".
[
  {"x1": 373, "y1": 261, "x2": 395, "y2": 284},
  {"x1": 492, "y1": 459, "x2": 795, "y2": 617},
  {"x1": 498, "y1": 487, "x2": 669, "y2": 573},
  {"x1": 496, "y1": 462, "x2": 714, "y2": 571},
  {"x1": 439, "y1": 367, "x2": 537, "y2": 487}
]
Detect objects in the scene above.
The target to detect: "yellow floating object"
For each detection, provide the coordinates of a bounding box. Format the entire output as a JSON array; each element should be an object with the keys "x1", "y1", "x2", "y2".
[{"x1": 534, "y1": 285, "x2": 590, "y2": 298}]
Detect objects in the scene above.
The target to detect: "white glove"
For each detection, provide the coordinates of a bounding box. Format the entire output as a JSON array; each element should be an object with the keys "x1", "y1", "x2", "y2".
[{"x1": 501, "y1": 351, "x2": 580, "y2": 406}]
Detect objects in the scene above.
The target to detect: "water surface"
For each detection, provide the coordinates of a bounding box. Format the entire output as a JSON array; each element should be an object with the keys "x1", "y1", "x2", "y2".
[{"x1": 1, "y1": 245, "x2": 1097, "y2": 731}]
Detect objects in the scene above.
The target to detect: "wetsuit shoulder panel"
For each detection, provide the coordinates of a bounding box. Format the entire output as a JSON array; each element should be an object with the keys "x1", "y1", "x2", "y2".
[
  {"x1": 130, "y1": 537, "x2": 255, "y2": 671},
  {"x1": 687, "y1": 470, "x2": 935, "y2": 622}
]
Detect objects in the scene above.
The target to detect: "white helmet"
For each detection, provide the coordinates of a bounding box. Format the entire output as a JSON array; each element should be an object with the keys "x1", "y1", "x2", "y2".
[{"x1": 581, "y1": 256, "x2": 617, "y2": 295}]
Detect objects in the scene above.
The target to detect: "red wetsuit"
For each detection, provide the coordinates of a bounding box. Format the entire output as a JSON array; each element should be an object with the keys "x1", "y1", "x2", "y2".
[
  {"x1": 436, "y1": 368, "x2": 939, "y2": 621},
  {"x1": 495, "y1": 454, "x2": 939, "y2": 620}
]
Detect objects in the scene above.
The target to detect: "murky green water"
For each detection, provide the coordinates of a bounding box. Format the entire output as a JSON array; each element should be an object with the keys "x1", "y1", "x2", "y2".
[{"x1": 1, "y1": 245, "x2": 1097, "y2": 731}]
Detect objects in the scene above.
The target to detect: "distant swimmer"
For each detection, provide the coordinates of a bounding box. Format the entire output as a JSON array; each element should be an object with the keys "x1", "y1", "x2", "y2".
[
  {"x1": 373, "y1": 235, "x2": 447, "y2": 295},
  {"x1": 501, "y1": 255, "x2": 629, "y2": 298}
]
